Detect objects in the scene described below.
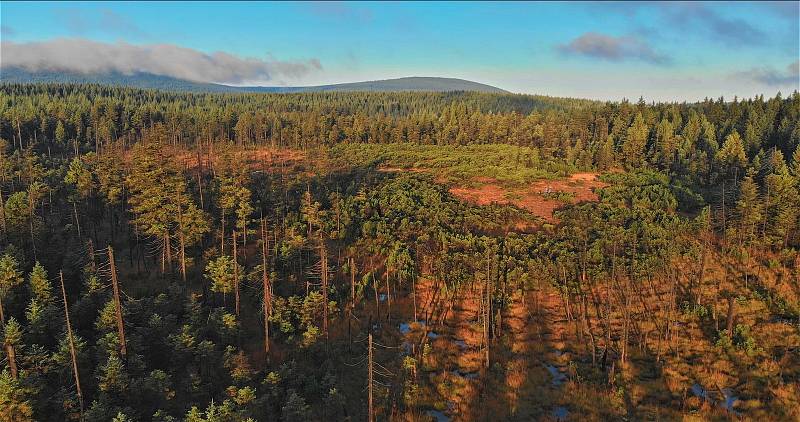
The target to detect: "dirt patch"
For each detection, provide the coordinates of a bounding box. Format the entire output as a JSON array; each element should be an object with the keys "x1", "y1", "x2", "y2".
[
  {"x1": 449, "y1": 184, "x2": 508, "y2": 206},
  {"x1": 449, "y1": 173, "x2": 607, "y2": 222},
  {"x1": 530, "y1": 173, "x2": 607, "y2": 202}
]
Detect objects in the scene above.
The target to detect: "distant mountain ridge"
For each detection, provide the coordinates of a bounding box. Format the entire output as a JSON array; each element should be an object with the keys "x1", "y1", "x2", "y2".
[{"x1": 0, "y1": 68, "x2": 508, "y2": 93}]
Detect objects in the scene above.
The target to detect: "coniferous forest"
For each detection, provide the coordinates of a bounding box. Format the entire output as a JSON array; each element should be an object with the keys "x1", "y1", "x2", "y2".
[{"x1": 0, "y1": 83, "x2": 799, "y2": 421}]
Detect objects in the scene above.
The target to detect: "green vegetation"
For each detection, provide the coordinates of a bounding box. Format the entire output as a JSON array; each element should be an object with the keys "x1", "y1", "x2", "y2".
[
  {"x1": 0, "y1": 84, "x2": 798, "y2": 421},
  {"x1": 329, "y1": 143, "x2": 573, "y2": 186}
]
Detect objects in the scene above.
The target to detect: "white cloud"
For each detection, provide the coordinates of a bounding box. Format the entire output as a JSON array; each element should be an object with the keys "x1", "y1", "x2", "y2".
[
  {"x1": 1, "y1": 38, "x2": 322, "y2": 84},
  {"x1": 732, "y1": 61, "x2": 800, "y2": 87},
  {"x1": 557, "y1": 32, "x2": 671, "y2": 65}
]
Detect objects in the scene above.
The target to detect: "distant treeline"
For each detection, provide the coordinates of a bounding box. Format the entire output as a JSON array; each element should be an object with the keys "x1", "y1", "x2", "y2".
[{"x1": 2, "y1": 83, "x2": 799, "y2": 185}]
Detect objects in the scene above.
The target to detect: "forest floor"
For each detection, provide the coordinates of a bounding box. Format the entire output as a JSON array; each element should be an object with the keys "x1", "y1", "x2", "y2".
[
  {"x1": 175, "y1": 146, "x2": 308, "y2": 174},
  {"x1": 382, "y1": 249, "x2": 800, "y2": 421},
  {"x1": 448, "y1": 172, "x2": 606, "y2": 222}
]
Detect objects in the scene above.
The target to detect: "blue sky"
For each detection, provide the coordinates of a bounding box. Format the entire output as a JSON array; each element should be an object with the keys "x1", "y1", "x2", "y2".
[{"x1": 1, "y1": 1, "x2": 798, "y2": 101}]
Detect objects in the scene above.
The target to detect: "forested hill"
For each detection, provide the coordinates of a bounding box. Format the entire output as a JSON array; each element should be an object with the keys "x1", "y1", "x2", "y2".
[
  {"x1": 249, "y1": 77, "x2": 509, "y2": 93},
  {"x1": 0, "y1": 68, "x2": 242, "y2": 93},
  {"x1": 0, "y1": 82, "x2": 596, "y2": 118},
  {"x1": 1, "y1": 68, "x2": 507, "y2": 93}
]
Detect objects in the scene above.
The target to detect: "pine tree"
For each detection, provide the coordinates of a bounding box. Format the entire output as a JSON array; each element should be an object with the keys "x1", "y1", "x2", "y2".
[
  {"x1": 789, "y1": 144, "x2": 800, "y2": 180},
  {"x1": 717, "y1": 131, "x2": 747, "y2": 178},
  {"x1": 595, "y1": 135, "x2": 615, "y2": 170},
  {"x1": 653, "y1": 117, "x2": 677, "y2": 169},
  {"x1": 205, "y1": 255, "x2": 241, "y2": 298},
  {"x1": 735, "y1": 173, "x2": 761, "y2": 243},
  {"x1": 64, "y1": 157, "x2": 94, "y2": 199},
  {"x1": 0, "y1": 254, "x2": 22, "y2": 324},
  {"x1": 281, "y1": 392, "x2": 311, "y2": 422},
  {"x1": 55, "y1": 121, "x2": 66, "y2": 147},
  {"x1": 127, "y1": 141, "x2": 176, "y2": 272},
  {"x1": 622, "y1": 113, "x2": 648, "y2": 170},
  {"x1": 28, "y1": 262, "x2": 52, "y2": 304},
  {"x1": 127, "y1": 137, "x2": 208, "y2": 277},
  {"x1": 0, "y1": 369, "x2": 33, "y2": 422}
]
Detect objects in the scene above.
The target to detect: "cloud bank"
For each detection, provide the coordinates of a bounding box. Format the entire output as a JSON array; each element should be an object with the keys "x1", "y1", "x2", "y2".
[
  {"x1": 733, "y1": 61, "x2": 800, "y2": 87},
  {"x1": 0, "y1": 38, "x2": 322, "y2": 84},
  {"x1": 663, "y1": 3, "x2": 766, "y2": 46},
  {"x1": 558, "y1": 32, "x2": 670, "y2": 65}
]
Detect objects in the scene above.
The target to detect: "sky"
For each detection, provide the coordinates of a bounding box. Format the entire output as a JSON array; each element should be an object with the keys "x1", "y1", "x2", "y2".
[{"x1": 1, "y1": 1, "x2": 798, "y2": 101}]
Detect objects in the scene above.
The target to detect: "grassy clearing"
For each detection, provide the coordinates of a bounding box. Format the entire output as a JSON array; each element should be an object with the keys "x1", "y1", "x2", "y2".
[{"x1": 329, "y1": 143, "x2": 577, "y2": 188}]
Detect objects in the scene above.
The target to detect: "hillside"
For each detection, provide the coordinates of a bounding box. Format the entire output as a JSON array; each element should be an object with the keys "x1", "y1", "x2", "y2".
[
  {"x1": 0, "y1": 68, "x2": 507, "y2": 93},
  {"x1": 250, "y1": 77, "x2": 508, "y2": 93},
  {"x1": 0, "y1": 67, "x2": 239, "y2": 93}
]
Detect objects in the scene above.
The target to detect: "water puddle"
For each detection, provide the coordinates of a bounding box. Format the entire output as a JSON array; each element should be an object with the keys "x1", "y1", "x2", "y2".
[
  {"x1": 691, "y1": 383, "x2": 741, "y2": 415},
  {"x1": 690, "y1": 383, "x2": 712, "y2": 403},
  {"x1": 770, "y1": 316, "x2": 799, "y2": 325},
  {"x1": 452, "y1": 369, "x2": 479, "y2": 380},
  {"x1": 427, "y1": 331, "x2": 440, "y2": 339},
  {"x1": 379, "y1": 294, "x2": 388, "y2": 302},
  {"x1": 721, "y1": 388, "x2": 741, "y2": 416},
  {"x1": 399, "y1": 320, "x2": 425, "y2": 335},
  {"x1": 426, "y1": 410, "x2": 450, "y2": 422},
  {"x1": 454, "y1": 339, "x2": 468, "y2": 349},
  {"x1": 545, "y1": 364, "x2": 567, "y2": 386},
  {"x1": 552, "y1": 406, "x2": 568, "y2": 420}
]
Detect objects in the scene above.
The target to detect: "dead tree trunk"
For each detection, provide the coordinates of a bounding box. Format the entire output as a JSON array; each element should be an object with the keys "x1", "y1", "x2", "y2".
[
  {"x1": 3, "y1": 329, "x2": 17, "y2": 379},
  {"x1": 350, "y1": 257, "x2": 356, "y2": 310},
  {"x1": 726, "y1": 296, "x2": 736, "y2": 335},
  {"x1": 320, "y1": 234, "x2": 329, "y2": 339},
  {"x1": 233, "y1": 230, "x2": 240, "y2": 317},
  {"x1": 368, "y1": 333, "x2": 374, "y2": 422},
  {"x1": 108, "y1": 246, "x2": 127, "y2": 358},
  {"x1": 60, "y1": 271, "x2": 84, "y2": 415},
  {"x1": 177, "y1": 201, "x2": 187, "y2": 282},
  {"x1": 261, "y1": 219, "x2": 271, "y2": 358}
]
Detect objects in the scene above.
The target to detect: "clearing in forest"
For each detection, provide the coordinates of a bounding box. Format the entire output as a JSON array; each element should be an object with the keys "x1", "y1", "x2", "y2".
[{"x1": 449, "y1": 172, "x2": 607, "y2": 222}]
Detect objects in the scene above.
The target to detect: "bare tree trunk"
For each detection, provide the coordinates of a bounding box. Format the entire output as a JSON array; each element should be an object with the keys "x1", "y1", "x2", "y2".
[
  {"x1": 161, "y1": 234, "x2": 166, "y2": 274},
  {"x1": 166, "y1": 232, "x2": 173, "y2": 273},
  {"x1": 0, "y1": 189, "x2": 6, "y2": 238},
  {"x1": 319, "y1": 233, "x2": 329, "y2": 339},
  {"x1": 485, "y1": 251, "x2": 491, "y2": 368},
  {"x1": 373, "y1": 269, "x2": 380, "y2": 318},
  {"x1": 726, "y1": 296, "x2": 736, "y2": 335},
  {"x1": 412, "y1": 267, "x2": 417, "y2": 323},
  {"x1": 221, "y1": 209, "x2": 225, "y2": 255},
  {"x1": 108, "y1": 247, "x2": 127, "y2": 358},
  {"x1": 233, "y1": 230, "x2": 240, "y2": 317},
  {"x1": 3, "y1": 328, "x2": 16, "y2": 379},
  {"x1": 60, "y1": 271, "x2": 84, "y2": 415},
  {"x1": 177, "y1": 204, "x2": 187, "y2": 282},
  {"x1": 197, "y1": 149, "x2": 205, "y2": 210},
  {"x1": 368, "y1": 333, "x2": 374, "y2": 422},
  {"x1": 350, "y1": 257, "x2": 356, "y2": 309},
  {"x1": 261, "y1": 219, "x2": 271, "y2": 359},
  {"x1": 385, "y1": 266, "x2": 391, "y2": 321},
  {"x1": 29, "y1": 193, "x2": 37, "y2": 259}
]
